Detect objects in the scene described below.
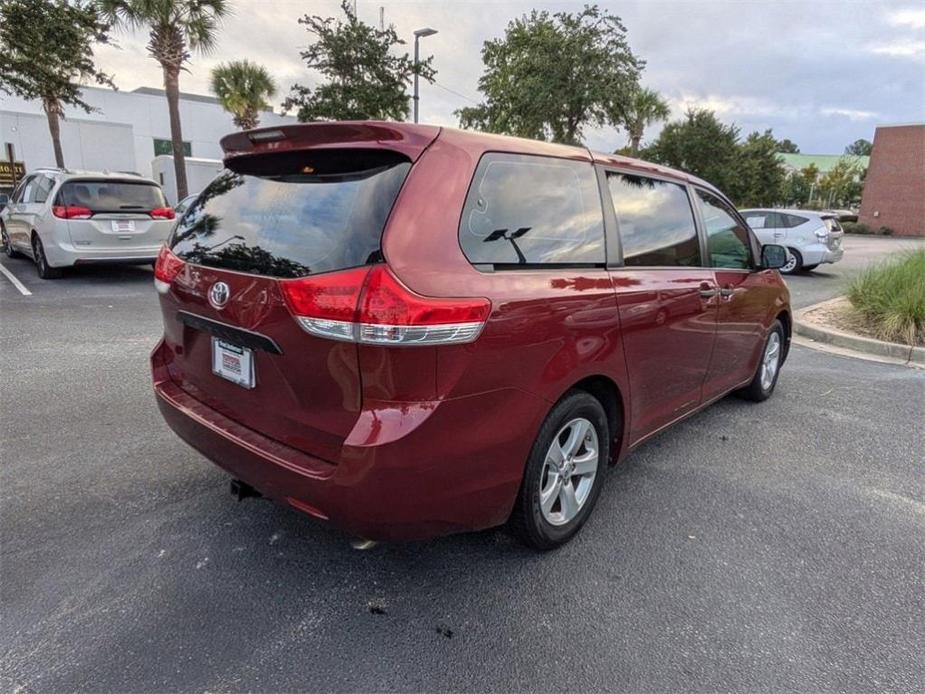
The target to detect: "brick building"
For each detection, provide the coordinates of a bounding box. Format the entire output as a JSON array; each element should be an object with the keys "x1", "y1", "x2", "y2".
[{"x1": 858, "y1": 123, "x2": 925, "y2": 237}]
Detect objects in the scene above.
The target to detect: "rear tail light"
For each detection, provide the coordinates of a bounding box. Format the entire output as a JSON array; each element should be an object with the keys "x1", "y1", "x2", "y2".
[
  {"x1": 280, "y1": 265, "x2": 491, "y2": 346},
  {"x1": 153, "y1": 245, "x2": 185, "y2": 294},
  {"x1": 52, "y1": 205, "x2": 92, "y2": 219},
  {"x1": 815, "y1": 225, "x2": 829, "y2": 239},
  {"x1": 151, "y1": 207, "x2": 176, "y2": 220}
]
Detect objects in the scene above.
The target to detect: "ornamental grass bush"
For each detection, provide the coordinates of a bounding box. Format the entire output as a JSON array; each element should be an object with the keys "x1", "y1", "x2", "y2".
[{"x1": 847, "y1": 249, "x2": 925, "y2": 345}]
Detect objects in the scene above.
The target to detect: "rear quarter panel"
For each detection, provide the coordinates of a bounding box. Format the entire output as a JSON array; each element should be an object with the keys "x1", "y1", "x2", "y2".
[{"x1": 380, "y1": 134, "x2": 632, "y2": 457}]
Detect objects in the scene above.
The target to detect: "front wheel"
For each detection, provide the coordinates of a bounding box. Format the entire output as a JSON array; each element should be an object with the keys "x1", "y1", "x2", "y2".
[
  {"x1": 801, "y1": 264, "x2": 819, "y2": 272},
  {"x1": 1, "y1": 223, "x2": 20, "y2": 258},
  {"x1": 737, "y1": 320, "x2": 785, "y2": 402},
  {"x1": 509, "y1": 391, "x2": 609, "y2": 550},
  {"x1": 32, "y1": 235, "x2": 63, "y2": 279}
]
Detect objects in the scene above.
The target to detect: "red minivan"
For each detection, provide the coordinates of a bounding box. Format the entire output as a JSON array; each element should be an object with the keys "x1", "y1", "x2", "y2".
[{"x1": 151, "y1": 122, "x2": 791, "y2": 549}]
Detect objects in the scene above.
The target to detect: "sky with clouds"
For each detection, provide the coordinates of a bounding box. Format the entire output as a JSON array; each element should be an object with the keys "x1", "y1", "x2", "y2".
[{"x1": 91, "y1": 0, "x2": 925, "y2": 155}]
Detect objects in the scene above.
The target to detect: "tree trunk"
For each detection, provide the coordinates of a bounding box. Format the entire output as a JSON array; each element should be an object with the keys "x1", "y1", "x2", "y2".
[
  {"x1": 43, "y1": 97, "x2": 65, "y2": 168},
  {"x1": 163, "y1": 66, "x2": 189, "y2": 200},
  {"x1": 630, "y1": 135, "x2": 641, "y2": 157}
]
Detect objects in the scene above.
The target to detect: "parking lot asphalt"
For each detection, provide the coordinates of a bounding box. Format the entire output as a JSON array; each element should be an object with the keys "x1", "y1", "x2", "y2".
[{"x1": 2, "y1": 244, "x2": 924, "y2": 693}]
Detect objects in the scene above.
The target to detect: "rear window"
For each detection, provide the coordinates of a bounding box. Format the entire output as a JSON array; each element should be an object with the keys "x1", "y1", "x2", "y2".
[
  {"x1": 58, "y1": 180, "x2": 166, "y2": 212},
  {"x1": 459, "y1": 153, "x2": 605, "y2": 267},
  {"x1": 170, "y1": 149, "x2": 411, "y2": 278}
]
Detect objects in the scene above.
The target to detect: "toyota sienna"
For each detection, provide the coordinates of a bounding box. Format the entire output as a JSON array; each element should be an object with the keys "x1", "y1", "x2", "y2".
[{"x1": 151, "y1": 122, "x2": 791, "y2": 549}]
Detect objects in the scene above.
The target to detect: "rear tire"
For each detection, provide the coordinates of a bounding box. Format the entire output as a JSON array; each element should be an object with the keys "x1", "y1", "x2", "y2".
[
  {"x1": 32, "y1": 234, "x2": 63, "y2": 279},
  {"x1": 509, "y1": 391, "x2": 609, "y2": 550},
  {"x1": 780, "y1": 248, "x2": 802, "y2": 274},
  {"x1": 737, "y1": 320, "x2": 784, "y2": 402}
]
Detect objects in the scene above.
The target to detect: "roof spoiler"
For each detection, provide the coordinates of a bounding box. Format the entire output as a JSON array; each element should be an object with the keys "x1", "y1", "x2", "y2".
[{"x1": 220, "y1": 121, "x2": 441, "y2": 164}]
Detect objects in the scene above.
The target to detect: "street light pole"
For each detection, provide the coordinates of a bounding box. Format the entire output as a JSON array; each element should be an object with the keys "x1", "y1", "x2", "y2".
[{"x1": 413, "y1": 27, "x2": 437, "y2": 124}]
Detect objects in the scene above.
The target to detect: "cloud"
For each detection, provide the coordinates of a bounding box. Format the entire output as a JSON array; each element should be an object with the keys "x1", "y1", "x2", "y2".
[
  {"x1": 820, "y1": 108, "x2": 879, "y2": 121},
  {"x1": 868, "y1": 40, "x2": 925, "y2": 57},
  {"x1": 886, "y1": 8, "x2": 925, "y2": 29}
]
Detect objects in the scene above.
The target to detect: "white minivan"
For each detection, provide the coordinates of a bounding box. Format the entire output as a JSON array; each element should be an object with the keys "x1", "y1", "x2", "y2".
[
  {"x1": 0, "y1": 168, "x2": 175, "y2": 279},
  {"x1": 740, "y1": 208, "x2": 845, "y2": 274}
]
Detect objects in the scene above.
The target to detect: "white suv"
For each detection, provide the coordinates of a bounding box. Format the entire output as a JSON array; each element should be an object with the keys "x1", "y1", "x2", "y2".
[
  {"x1": 0, "y1": 168, "x2": 175, "y2": 279},
  {"x1": 740, "y1": 208, "x2": 845, "y2": 274}
]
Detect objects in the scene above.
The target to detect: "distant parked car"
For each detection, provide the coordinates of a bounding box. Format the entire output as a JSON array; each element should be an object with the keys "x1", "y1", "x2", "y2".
[
  {"x1": 0, "y1": 168, "x2": 175, "y2": 279},
  {"x1": 740, "y1": 208, "x2": 845, "y2": 274}
]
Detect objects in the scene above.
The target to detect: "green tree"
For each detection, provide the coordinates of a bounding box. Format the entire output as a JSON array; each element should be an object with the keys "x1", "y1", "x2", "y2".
[
  {"x1": 210, "y1": 60, "x2": 276, "y2": 130},
  {"x1": 99, "y1": 0, "x2": 229, "y2": 200},
  {"x1": 0, "y1": 0, "x2": 113, "y2": 168},
  {"x1": 735, "y1": 130, "x2": 787, "y2": 207},
  {"x1": 283, "y1": 1, "x2": 433, "y2": 122},
  {"x1": 819, "y1": 157, "x2": 864, "y2": 207},
  {"x1": 845, "y1": 138, "x2": 873, "y2": 156},
  {"x1": 776, "y1": 138, "x2": 800, "y2": 153},
  {"x1": 622, "y1": 87, "x2": 670, "y2": 156},
  {"x1": 644, "y1": 108, "x2": 740, "y2": 193},
  {"x1": 457, "y1": 5, "x2": 641, "y2": 145}
]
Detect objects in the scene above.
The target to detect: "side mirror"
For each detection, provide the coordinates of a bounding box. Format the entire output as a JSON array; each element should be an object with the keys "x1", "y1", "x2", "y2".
[{"x1": 760, "y1": 243, "x2": 788, "y2": 270}]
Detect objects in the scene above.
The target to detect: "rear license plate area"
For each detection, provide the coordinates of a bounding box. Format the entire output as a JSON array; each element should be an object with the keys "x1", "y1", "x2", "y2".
[
  {"x1": 111, "y1": 220, "x2": 136, "y2": 233},
  {"x1": 211, "y1": 338, "x2": 255, "y2": 389}
]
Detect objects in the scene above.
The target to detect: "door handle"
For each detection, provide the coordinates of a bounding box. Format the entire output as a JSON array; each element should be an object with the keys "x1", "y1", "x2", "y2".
[
  {"x1": 698, "y1": 283, "x2": 717, "y2": 299},
  {"x1": 719, "y1": 287, "x2": 734, "y2": 299}
]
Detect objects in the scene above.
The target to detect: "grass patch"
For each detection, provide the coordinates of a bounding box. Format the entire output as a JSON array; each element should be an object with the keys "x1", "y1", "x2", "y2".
[{"x1": 847, "y1": 249, "x2": 925, "y2": 345}]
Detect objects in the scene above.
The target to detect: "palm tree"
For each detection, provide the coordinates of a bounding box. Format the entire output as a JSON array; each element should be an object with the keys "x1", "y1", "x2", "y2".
[
  {"x1": 99, "y1": 0, "x2": 229, "y2": 199},
  {"x1": 210, "y1": 60, "x2": 276, "y2": 131},
  {"x1": 623, "y1": 87, "x2": 670, "y2": 157}
]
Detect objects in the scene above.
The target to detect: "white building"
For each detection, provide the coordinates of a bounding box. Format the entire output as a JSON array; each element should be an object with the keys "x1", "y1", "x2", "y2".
[{"x1": 0, "y1": 86, "x2": 295, "y2": 202}]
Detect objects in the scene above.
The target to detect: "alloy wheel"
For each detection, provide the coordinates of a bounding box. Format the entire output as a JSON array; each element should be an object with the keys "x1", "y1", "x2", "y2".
[
  {"x1": 539, "y1": 417, "x2": 599, "y2": 526},
  {"x1": 760, "y1": 331, "x2": 781, "y2": 391}
]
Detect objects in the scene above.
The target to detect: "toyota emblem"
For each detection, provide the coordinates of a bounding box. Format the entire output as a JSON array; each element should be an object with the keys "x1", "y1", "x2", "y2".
[{"x1": 209, "y1": 281, "x2": 230, "y2": 309}]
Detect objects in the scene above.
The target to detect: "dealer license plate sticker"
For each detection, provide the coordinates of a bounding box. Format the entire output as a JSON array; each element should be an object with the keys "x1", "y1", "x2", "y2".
[{"x1": 211, "y1": 338, "x2": 255, "y2": 389}]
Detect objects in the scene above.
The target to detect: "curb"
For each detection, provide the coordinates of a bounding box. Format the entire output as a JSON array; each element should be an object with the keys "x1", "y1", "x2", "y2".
[{"x1": 793, "y1": 297, "x2": 925, "y2": 366}]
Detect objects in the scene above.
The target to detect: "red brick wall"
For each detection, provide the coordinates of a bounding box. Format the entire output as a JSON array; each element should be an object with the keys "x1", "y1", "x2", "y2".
[{"x1": 858, "y1": 124, "x2": 925, "y2": 237}]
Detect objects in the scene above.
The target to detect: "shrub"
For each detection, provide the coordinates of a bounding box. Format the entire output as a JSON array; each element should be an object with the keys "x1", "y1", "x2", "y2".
[
  {"x1": 843, "y1": 222, "x2": 871, "y2": 234},
  {"x1": 878, "y1": 226, "x2": 895, "y2": 236},
  {"x1": 847, "y1": 249, "x2": 925, "y2": 345}
]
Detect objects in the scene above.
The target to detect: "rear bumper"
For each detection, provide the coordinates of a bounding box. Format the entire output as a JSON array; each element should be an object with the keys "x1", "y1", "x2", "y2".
[
  {"x1": 152, "y1": 340, "x2": 545, "y2": 540},
  {"x1": 800, "y1": 241, "x2": 844, "y2": 266},
  {"x1": 45, "y1": 240, "x2": 162, "y2": 267}
]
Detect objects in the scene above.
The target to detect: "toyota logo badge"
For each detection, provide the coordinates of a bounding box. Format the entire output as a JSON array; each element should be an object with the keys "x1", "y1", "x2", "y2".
[{"x1": 209, "y1": 281, "x2": 230, "y2": 309}]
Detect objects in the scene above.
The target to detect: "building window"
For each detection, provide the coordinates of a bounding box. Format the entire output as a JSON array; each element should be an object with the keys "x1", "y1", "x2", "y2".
[{"x1": 154, "y1": 138, "x2": 192, "y2": 157}]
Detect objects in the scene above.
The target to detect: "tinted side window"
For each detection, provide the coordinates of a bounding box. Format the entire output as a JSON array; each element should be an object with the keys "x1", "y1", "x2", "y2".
[
  {"x1": 33, "y1": 176, "x2": 55, "y2": 204},
  {"x1": 783, "y1": 214, "x2": 808, "y2": 228},
  {"x1": 744, "y1": 212, "x2": 768, "y2": 229},
  {"x1": 697, "y1": 190, "x2": 753, "y2": 270},
  {"x1": 11, "y1": 176, "x2": 32, "y2": 203},
  {"x1": 20, "y1": 177, "x2": 38, "y2": 203},
  {"x1": 459, "y1": 153, "x2": 605, "y2": 266},
  {"x1": 607, "y1": 173, "x2": 701, "y2": 267}
]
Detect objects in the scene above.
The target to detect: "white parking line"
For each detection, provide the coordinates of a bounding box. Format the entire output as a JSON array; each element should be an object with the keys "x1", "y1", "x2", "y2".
[{"x1": 0, "y1": 262, "x2": 32, "y2": 296}]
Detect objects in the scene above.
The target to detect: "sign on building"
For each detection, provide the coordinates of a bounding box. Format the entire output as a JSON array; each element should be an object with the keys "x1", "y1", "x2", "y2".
[{"x1": 0, "y1": 161, "x2": 26, "y2": 187}]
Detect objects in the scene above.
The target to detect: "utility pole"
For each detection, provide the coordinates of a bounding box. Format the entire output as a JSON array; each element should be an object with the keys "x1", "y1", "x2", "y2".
[
  {"x1": 412, "y1": 27, "x2": 437, "y2": 124},
  {"x1": 379, "y1": 6, "x2": 384, "y2": 30}
]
